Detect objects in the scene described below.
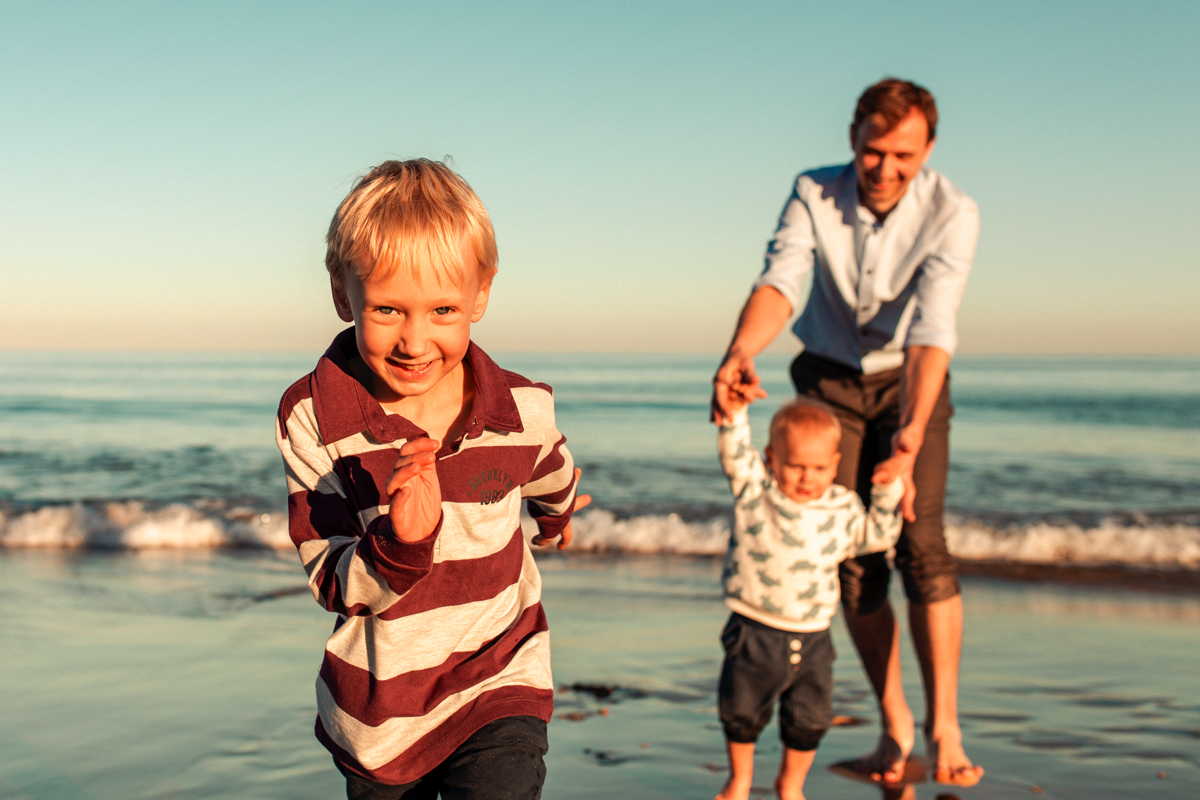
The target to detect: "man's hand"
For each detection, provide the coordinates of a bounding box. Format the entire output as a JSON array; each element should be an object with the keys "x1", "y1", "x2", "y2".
[
  {"x1": 711, "y1": 351, "x2": 768, "y2": 425},
  {"x1": 710, "y1": 286, "x2": 792, "y2": 425},
  {"x1": 872, "y1": 426, "x2": 923, "y2": 522},
  {"x1": 872, "y1": 345, "x2": 950, "y2": 523},
  {"x1": 532, "y1": 468, "x2": 591, "y2": 550},
  {"x1": 386, "y1": 437, "x2": 442, "y2": 542}
]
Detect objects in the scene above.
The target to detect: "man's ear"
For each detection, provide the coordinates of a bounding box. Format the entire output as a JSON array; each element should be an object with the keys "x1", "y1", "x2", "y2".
[
  {"x1": 470, "y1": 279, "x2": 492, "y2": 323},
  {"x1": 921, "y1": 137, "x2": 936, "y2": 165},
  {"x1": 331, "y1": 275, "x2": 355, "y2": 323}
]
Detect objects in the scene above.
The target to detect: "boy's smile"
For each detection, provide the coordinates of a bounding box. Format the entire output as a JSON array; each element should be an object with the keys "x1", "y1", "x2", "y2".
[{"x1": 331, "y1": 246, "x2": 491, "y2": 414}]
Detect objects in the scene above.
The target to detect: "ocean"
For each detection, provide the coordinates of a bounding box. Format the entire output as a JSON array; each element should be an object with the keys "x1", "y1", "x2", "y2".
[
  {"x1": 2, "y1": 350, "x2": 1199, "y2": 800},
  {"x1": 2, "y1": 349, "x2": 1198, "y2": 567}
]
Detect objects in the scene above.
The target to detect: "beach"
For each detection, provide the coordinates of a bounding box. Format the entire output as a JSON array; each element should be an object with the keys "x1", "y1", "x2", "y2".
[
  {"x1": 1, "y1": 350, "x2": 1198, "y2": 798},
  {"x1": 2, "y1": 548, "x2": 1197, "y2": 799}
]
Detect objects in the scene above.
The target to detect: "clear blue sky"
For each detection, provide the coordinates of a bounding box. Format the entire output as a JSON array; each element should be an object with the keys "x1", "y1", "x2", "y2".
[{"x1": 2, "y1": 1, "x2": 1196, "y2": 354}]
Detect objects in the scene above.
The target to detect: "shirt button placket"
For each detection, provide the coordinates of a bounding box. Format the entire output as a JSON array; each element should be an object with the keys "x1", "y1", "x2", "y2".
[{"x1": 858, "y1": 230, "x2": 876, "y2": 322}]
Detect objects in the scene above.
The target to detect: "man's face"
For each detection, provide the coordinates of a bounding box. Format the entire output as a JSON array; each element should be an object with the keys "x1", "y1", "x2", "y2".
[
  {"x1": 331, "y1": 246, "x2": 490, "y2": 410},
  {"x1": 850, "y1": 108, "x2": 935, "y2": 217},
  {"x1": 765, "y1": 424, "x2": 841, "y2": 503}
]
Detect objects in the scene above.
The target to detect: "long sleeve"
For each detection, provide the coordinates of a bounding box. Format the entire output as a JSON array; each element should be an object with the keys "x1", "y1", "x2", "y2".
[
  {"x1": 844, "y1": 478, "x2": 905, "y2": 558},
  {"x1": 517, "y1": 387, "x2": 577, "y2": 541},
  {"x1": 717, "y1": 406, "x2": 768, "y2": 504},
  {"x1": 753, "y1": 178, "x2": 817, "y2": 314},
  {"x1": 905, "y1": 196, "x2": 979, "y2": 355},
  {"x1": 278, "y1": 389, "x2": 436, "y2": 617}
]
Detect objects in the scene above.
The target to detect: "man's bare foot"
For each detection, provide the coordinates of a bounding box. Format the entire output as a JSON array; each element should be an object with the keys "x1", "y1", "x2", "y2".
[
  {"x1": 927, "y1": 729, "x2": 983, "y2": 787},
  {"x1": 849, "y1": 729, "x2": 912, "y2": 786},
  {"x1": 851, "y1": 711, "x2": 915, "y2": 785},
  {"x1": 715, "y1": 776, "x2": 752, "y2": 800}
]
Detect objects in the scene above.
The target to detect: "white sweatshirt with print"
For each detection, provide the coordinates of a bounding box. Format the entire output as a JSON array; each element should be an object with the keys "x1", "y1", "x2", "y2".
[{"x1": 718, "y1": 407, "x2": 904, "y2": 632}]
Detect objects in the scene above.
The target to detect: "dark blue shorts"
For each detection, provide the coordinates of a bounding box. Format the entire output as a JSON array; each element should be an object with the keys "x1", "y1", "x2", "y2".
[
  {"x1": 336, "y1": 716, "x2": 547, "y2": 800},
  {"x1": 717, "y1": 613, "x2": 836, "y2": 752}
]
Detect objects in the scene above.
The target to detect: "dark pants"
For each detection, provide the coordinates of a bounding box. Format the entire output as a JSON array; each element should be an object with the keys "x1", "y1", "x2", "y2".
[
  {"x1": 718, "y1": 614, "x2": 836, "y2": 752},
  {"x1": 337, "y1": 716, "x2": 548, "y2": 800},
  {"x1": 790, "y1": 352, "x2": 960, "y2": 612}
]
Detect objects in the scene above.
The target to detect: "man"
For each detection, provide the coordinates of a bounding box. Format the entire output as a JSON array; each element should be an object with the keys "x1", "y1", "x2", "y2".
[{"x1": 711, "y1": 78, "x2": 983, "y2": 787}]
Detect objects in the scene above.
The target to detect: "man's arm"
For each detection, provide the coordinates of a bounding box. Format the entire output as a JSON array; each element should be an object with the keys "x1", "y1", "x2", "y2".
[
  {"x1": 872, "y1": 345, "x2": 950, "y2": 522},
  {"x1": 711, "y1": 285, "x2": 793, "y2": 424}
]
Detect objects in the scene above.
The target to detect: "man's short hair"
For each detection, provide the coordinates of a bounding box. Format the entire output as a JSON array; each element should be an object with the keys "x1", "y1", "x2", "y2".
[
  {"x1": 852, "y1": 78, "x2": 938, "y2": 142},
  {"x1": 769, "y1": 397, "x2": 842, "y2": 444},
  {"x1": 326, "y1": 158, "x2": 498, "y2": 289}
]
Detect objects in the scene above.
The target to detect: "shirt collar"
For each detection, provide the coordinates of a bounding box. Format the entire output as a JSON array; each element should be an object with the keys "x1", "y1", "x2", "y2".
[
  {"x1": 852, "y1": 164, "x2": 928, "y2": 230},
  {"x1": 311, "y1": 327, "x2": 524, "y2": 444}
]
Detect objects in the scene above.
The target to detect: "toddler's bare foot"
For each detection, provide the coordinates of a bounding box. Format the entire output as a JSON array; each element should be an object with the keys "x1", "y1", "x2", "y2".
[
  {"x1": 928, "y1": 727, "x2": 983, "y2": 787},
  {"x1": 715, "y1": 776, "x2": 752, "y2": 800},
  {"x1": 773, "y1": 774, "x2": 805, "y2": 800}
]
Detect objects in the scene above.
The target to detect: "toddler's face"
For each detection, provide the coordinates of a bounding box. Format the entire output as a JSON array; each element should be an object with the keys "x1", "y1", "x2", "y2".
[{"x1": 765, "y1": 424, "x2": 841, "y2": 503}]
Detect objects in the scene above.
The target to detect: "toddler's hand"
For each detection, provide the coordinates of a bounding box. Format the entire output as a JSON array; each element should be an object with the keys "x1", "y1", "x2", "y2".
[{"x1": 386, "y1": 437, "x2": 442, "y2": 542}]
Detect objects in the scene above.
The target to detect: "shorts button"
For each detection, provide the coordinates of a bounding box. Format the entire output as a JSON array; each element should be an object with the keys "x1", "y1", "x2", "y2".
[
  {"x1": 789, "y1": 653, "x2": 801, "y2": 665},
  {"x1": 790, "y1": 639, "x2": 802, "y2": 651}
]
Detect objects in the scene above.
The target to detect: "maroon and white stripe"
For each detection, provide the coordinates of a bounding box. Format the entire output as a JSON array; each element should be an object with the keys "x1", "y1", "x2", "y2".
[{"x1": 277, "y1": 329, "x2": 575, "y2": 784}]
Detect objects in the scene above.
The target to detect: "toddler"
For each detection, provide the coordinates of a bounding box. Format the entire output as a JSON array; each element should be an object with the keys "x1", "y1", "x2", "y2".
[{"x1": 715, "y1": 395, "x2": 903, "y2": 800}]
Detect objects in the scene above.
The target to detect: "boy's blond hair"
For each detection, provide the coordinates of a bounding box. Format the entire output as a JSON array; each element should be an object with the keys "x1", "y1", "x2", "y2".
[
  {"x1": 769, "y1": 397, "x2": 842, "y2": 444},
  {"x1": 326, "y1": 158, "x2": 498, "y2": 289}
]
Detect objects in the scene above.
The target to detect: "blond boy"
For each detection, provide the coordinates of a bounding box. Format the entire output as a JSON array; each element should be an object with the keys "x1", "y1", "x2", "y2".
[
  {"x1": 276, "y1": 159, "x2": 586, "y2": 798},
  {"x1": 715, "y1": 395, "x2": 902, "y2": 800}
]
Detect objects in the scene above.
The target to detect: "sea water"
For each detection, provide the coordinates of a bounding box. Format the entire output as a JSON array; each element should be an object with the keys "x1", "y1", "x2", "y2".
[
  {"x1": 2, "y1": 350, "x2": 1199, "y2": 799},
  {"x1": 2, "y1": 549, "x2": 1197, "y2": 799},
  {"x1": 1, "y1": 350, "x2": 1198, "y2": 567}
]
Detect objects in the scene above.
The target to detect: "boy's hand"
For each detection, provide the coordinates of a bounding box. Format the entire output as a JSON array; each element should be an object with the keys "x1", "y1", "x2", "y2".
[
  {"x1": 532, "y1": 468, "x2": 591, "y2": 550},
  {"x1": 386, "y1": 438, "x2": 442, "y2": 542}
]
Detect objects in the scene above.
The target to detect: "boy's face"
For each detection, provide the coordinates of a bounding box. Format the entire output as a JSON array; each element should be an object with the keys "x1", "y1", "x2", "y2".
[
  {"x1": 331, "y1": 246, "x2": 491, "y2": 408},
  {"x1": 764, "y1": 424, "x2": 841, "y2": 503}
]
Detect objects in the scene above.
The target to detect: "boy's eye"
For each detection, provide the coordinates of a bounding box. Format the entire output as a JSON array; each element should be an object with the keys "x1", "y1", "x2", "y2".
[
  {"x1": 433, "y1": 306, "x2": 454, "y2": 316},
  {"x1": 376, "y1": 306, "x2": 397, "y2": 315}
]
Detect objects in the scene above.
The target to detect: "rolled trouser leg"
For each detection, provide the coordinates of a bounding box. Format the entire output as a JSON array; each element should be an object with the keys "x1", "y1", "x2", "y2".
[{"x1": 894, "y1": 377, "x2": 960, "y2": 605}]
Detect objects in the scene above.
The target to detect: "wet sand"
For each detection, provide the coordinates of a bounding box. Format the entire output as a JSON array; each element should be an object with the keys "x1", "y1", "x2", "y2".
[{"x1": 1, "y1": 550, "x2": 1197, "y2": 799}]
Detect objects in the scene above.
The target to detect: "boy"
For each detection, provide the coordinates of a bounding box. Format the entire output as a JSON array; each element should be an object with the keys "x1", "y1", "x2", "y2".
[
  {"x1": 715, "y1": 395, "x2": 903, "y2": 800},
  {"x1": 276, "y1": 159, "x2": 585, "y2": 799}
]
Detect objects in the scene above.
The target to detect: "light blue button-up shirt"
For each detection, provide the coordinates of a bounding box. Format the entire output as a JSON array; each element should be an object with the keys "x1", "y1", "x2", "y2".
[{"x1": 755, "y1": 163, "x2": 979, "y2": 374}]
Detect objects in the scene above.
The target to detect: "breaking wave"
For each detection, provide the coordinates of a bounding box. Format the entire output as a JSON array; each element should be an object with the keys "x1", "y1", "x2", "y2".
[{"x1": 2, "y1": 501, "x2": 1199, "y2": 572}]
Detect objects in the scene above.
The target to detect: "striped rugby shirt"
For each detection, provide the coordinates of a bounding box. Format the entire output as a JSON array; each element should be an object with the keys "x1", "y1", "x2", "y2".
[
  {"x1": 718, "y1": 407, "x2": 903, "y2": 632},
  {"x1": 276, "y1": 329, "x2": 577, "y2": 784}
]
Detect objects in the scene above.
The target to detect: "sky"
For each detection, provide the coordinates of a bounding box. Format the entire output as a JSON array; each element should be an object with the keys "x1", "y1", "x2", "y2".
[{"x1": 2, "y1": 0, "x2": 1197, "y2": 355}]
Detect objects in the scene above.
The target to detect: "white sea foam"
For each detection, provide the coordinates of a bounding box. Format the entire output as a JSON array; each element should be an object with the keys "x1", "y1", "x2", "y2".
[
  {"x1": 3, "y1": 503, "x2": 1200, "y2": 571},
  {"x1": 558, "y1": 510, "x2": 1200, "y2": 569},
  {"x1": 0, "y1": 502, "x2": 291, "y2": 550},
  {"x1": 944, "y1": 514, "x2": 1200, "y2": 568}
]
